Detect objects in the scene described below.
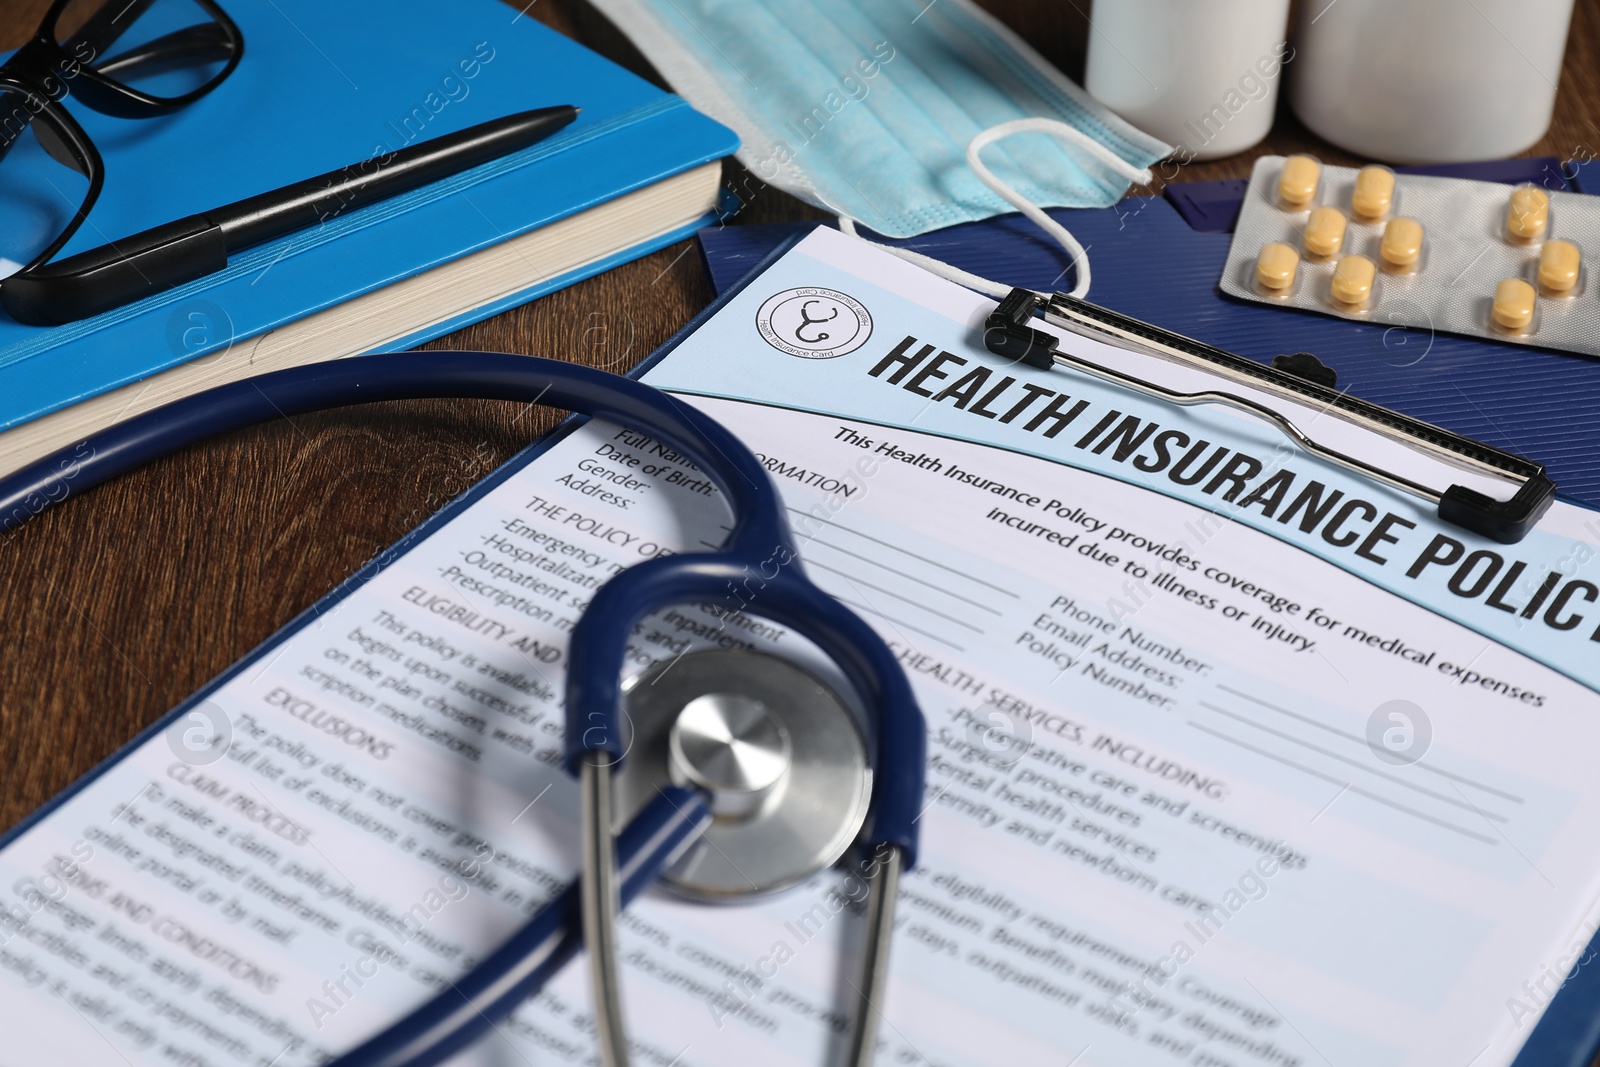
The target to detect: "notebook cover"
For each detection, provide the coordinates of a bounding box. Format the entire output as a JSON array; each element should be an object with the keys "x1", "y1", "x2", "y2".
[{"x1": 0, "y1": 0, "x2": 738, "y2": 436}]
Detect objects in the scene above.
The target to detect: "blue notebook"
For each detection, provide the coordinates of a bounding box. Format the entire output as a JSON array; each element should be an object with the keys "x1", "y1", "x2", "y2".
[{"x1": 0, "y1": 0, "x2": 737, "y2": 472}]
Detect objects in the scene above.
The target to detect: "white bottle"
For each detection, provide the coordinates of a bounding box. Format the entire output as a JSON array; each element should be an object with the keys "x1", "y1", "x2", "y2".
[
  {"x1": 1085, "y1": 0, "x2": 1293, "y2": 162},
  {"x1": 1289, "y1": 0, "x2": 1574, "y2": 164}
]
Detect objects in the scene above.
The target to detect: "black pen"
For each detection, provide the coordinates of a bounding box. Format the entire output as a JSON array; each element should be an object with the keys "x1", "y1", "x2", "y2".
[{"x1": 1, "y1": 105, "x2": 579, "y2": 326}]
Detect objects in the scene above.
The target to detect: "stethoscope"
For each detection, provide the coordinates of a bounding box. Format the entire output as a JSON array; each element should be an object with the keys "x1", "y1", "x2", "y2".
[{"x1": 0, "y1": 351, "x2": 926, "y2": 1067}]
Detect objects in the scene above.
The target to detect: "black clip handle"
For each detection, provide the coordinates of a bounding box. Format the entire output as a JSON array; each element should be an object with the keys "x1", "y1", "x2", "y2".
[
  {"x1": 1441, "y1": 476, "x2": 1557, "y2": 545},
  {"x1": 983, "y1": 289, "x2": 1056, "y2": 369}
]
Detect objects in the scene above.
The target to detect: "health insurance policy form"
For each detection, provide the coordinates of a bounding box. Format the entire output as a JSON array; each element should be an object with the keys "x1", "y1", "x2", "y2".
[{"x1": 4, "y1": 226, "x2": 1600, "y2": 1067}]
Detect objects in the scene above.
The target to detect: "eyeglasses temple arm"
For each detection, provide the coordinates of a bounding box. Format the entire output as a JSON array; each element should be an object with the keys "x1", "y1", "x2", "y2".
[
  {"x1": 60, "y1": 0, "x2": 160, "y2": 60},
  {"x1": 94, "y1": 22, "x2": 236, "y2": 81}
]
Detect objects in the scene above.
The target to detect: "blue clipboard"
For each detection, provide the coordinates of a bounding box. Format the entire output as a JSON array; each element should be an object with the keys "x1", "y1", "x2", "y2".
[{"x1": 697, "y1": 177, "x2": 1600, "y2": 1066}]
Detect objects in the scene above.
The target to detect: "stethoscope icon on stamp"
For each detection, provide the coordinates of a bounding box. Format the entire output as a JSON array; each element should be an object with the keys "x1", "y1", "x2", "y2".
[
  {"x1": 756, "y1": 286, "x2": 874, "y2": 359},
  {"x1": 793, "y1": 298, "x2": 840, "y2": 343}
]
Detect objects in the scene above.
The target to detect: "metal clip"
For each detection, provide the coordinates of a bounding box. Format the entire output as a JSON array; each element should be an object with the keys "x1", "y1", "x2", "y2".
[{"x1": 981, "y1": 289, "x2": 1555, "y2": 544}]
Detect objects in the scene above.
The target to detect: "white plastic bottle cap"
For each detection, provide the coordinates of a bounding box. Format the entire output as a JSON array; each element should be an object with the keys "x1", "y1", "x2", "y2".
[{"x1": 1086, "y1": 0, "x2": 1292, "y2": 161}]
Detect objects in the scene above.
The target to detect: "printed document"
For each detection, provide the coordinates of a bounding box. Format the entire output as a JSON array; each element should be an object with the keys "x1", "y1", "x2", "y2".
[{"x1": 4, "y1": 227, "x2": 1600, "y2": 1067}]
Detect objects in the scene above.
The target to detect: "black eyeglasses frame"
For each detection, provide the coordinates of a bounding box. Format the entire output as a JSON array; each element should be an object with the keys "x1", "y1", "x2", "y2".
[{"x1": 0, "y1": 0, "x2": 243, "y2": 271}]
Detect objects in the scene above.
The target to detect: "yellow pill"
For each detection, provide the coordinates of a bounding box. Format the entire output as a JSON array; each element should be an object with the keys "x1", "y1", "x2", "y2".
[
  {"x1": 1539, "y1": 239, "x2": 1580, "y2": 293},
  {"x1": 1507, "y1": 185, "x2": 1550, "y2": 240},
  {"x1": 1380, "y1": 217, "x2": 1424, "y2": 269},
  {"x1": 1492, "y1": 278, "x2": 1537, "y2": 331},
  {"x1": 1256, "y1": 242, "x2": 1300, "y2": 291},
  {"x1": 1330, "y1": 255, "x2": 1376, "y2": 305},
  {"x1": 1303, "y1": 206, "x2": 1347, "y2": 258},
  {"x1": 1278, "y1": 155, "x2": 1321, "y2": 208},
  {"x1": 1351, "y1": 166, "x2": 1395, "y2": 220}
]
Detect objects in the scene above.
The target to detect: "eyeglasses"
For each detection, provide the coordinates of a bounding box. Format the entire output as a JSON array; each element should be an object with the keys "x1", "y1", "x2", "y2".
[{"x1": 0, "y1": 0, "x2": 243, "y2": 278}]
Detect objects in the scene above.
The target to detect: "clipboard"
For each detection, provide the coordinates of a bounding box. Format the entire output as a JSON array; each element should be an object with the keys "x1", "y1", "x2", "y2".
[
  {"x1": 694, "y1": 227, "x2": 1600, "y2": 1067},
  {"x1": 1, "y1": 225, "x2": 1595, "y2": 1067}
]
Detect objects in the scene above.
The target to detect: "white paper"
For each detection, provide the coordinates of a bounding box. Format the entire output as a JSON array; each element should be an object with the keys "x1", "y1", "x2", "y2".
[{"x1": 3, "y1": 228, "x2": 1599, "y2": 1067}]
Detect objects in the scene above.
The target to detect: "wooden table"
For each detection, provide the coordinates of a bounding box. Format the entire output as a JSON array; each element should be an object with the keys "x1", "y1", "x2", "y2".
[{"x1": 3, "y1": 0, "x2": 1598, "y2": 834}]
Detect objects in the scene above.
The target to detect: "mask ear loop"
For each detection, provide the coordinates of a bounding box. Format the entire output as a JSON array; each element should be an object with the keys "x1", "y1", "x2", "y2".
[{"x1": 838, "y1": 117, "x2": 1154, "y2": 301}]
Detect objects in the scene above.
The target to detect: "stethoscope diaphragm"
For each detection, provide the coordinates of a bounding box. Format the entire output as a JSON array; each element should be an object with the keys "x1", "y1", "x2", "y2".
[{"x1": 617, "y1": 647, "x2": 872, "y2": 902}]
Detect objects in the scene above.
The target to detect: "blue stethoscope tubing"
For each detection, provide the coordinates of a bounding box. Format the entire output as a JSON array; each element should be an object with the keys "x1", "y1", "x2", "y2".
[{"x1": 0, "y1": 351, "x2": 927, "y2": 1067}]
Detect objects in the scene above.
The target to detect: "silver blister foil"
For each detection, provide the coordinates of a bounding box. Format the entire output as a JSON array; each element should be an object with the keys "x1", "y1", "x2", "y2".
[{"x1": 1221, "y1": 156, "x2": 1600, "y2": 357}]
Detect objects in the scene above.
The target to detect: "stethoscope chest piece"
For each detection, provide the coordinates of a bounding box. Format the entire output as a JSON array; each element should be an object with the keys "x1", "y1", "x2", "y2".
[{"x1": 617, "y1": 648, "x2": 872, "y2": 902}]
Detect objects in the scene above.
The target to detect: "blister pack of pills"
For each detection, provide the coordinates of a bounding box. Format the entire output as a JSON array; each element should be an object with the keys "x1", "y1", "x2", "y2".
[{"x1": 1221, "y1": 155, "x2": 1600, "y2": 358}]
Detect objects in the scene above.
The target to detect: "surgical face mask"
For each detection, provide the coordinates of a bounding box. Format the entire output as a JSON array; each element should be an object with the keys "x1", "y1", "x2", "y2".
[{"x1": 584, "y1": 0, "x2": 1170, "y2": 240}]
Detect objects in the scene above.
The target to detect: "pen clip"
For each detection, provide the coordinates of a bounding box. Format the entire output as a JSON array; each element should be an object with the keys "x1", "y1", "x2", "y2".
[{"x1": 983, "y1": 289, "x2": 1556, "y2": 544}]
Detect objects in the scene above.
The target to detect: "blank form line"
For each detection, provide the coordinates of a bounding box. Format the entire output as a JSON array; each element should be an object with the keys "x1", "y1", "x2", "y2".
[
  {"x1": 1215, "y1": 683, "x2": 1525, "y2": 804},
  {"x1": 831, "y1": 594, "x2": 965, "y2": 652},
  {"x1": 806, "y1": 559, "x2": 985, "y2": 634},
  {"x1": 1187, "y1": 721, "x2": 1498, "y2": 845},
  {"x1": 1446, "y1": 781, "x2": 1557, "y2": 889},
  {"x1": 807, "y1": 536, "x2": 1004, "y2": 615},
  {"x1": 1198, "y1": 702, "x2": 1509, "y2": 823},
  {"x1": 785, "y1": 507, "x2": 1020, "y2": 598}
]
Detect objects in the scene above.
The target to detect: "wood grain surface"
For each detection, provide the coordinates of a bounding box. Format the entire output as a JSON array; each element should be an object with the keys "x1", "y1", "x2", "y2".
[{"x1": 1, "y1": 0, "x2": 1597, "y2": 838}]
